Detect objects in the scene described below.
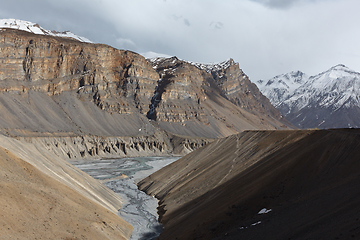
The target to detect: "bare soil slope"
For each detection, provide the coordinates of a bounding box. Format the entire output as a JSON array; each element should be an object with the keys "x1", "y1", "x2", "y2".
[
  {"x1": 139, "y1": 129, "x2": 360, "y2": 239},
  {"x1": 0, "y1": 146, "x2": 132, "y2": 240}
]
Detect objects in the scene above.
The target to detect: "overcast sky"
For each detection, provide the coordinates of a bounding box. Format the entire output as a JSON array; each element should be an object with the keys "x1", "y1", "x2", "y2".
[{"x1": 1, "y1": 0, "x2": 359, "y2": 80}]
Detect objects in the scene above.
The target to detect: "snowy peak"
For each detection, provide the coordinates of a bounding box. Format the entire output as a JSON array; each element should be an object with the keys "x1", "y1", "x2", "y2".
[
  {"x1": 309, "y1": 64, "x2": 359, "y2": 89},
  {"x1": 327, "y1": 64, "x2": 355, "y2": 73},
  {"x1": 299, "y1": 64, "x2": 359, "y2": 92},
  {"x1": 258, "y1": 64, "x2": 360, "y2": 129},
  {"x1": 0, "y1": 19, "x2": 92, "y2": 43},
  {"x1": 330, "y1": 64, "x2": 348, "y2": 70},
  {"x1": 290, "y1": 64, "x2": 360, "y2": 111}
]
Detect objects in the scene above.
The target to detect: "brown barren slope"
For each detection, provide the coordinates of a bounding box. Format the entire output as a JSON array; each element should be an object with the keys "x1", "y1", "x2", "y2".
[
  {"x1": 0, "y1": 146, "x2": 132, "y2": 240},
  {"x1": 138, "y1": 129, "x2": 360, "y2": 239}
]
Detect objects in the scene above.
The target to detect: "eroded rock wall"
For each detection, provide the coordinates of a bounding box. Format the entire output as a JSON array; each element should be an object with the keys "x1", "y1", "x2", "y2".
[{"x1": 19, "y1": 134, "x2": 212, "y2": 160}]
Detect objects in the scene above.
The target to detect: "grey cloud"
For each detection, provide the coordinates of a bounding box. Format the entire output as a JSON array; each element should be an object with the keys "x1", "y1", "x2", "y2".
[
  {"x1": 1, "y1": 0, "x2": 360, "y2": 81},
  {"x1": 172, "y1": 15, "x2": 191, "y2": 26},
  {"x1": 183, "y1": 19, "x2": 190, "y2": 26},
  {"x1": 210, "y1": 22, "x2": 224, "y2": 30},
  {"x1": 116, "y1": 37, "x2": 137, "y2": 50},
  {"x1": 251, "y1": 0, "x2": 302, "y2": 9}
]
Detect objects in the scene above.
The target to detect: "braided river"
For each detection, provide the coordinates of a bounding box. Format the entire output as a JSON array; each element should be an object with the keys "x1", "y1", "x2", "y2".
[{"x1": 70, "y1": 156, "x2": 180, "y2": 240}]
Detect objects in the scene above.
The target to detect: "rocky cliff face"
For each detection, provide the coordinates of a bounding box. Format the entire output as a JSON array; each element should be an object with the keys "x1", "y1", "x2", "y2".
[
  {"x1": 195, "y1": 58, "x2": 281, "y2": 119},
  {"x1": 0, "y1": 28, "x2": 290, "y2": 143},
  {"x1": 0, "y1": 28, "x2": 157, "y2": 115},
  {"x1": 149, "y1": 57, "x2": 282, "y2": 122},
  {"x1": 147, "y1": 57, "x2": 290, "y2": 137},
  {"x1": 147, "y1": 57, "x2": 208, "y2": 123}
]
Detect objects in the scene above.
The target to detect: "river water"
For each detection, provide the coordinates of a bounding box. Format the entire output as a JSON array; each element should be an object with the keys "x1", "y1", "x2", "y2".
[{"x1": 70, "y1": 156, "x2": 180, "y2": 240}]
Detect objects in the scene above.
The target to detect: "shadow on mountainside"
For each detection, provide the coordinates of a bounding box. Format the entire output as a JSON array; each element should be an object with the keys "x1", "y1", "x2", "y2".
[{"x1": 139, "y1": 129, "x2": 360, "y2": 240}]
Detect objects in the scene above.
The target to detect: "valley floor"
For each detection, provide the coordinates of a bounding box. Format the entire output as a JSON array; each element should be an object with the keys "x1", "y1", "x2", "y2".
[{"x1": 71, "y1": 156, "x2": 180, "y2": 240}]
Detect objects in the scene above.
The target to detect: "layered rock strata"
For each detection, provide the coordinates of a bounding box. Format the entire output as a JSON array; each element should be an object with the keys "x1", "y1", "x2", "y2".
[{"x1": 0, "y1": 28, "x2": 290, "y2": 142}]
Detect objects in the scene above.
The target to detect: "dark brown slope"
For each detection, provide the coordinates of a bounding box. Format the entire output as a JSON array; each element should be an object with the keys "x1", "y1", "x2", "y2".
[{"x1": 138, "y1": 129, "x2": 360, "y2": 239}]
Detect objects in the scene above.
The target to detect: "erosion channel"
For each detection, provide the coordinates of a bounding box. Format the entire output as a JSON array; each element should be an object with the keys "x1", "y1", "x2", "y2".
[{"x1": 70, "y1": 156, "x2": 180, "y2": 240}]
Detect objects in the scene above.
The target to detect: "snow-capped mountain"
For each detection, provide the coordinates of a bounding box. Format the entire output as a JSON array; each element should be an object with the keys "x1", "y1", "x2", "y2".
[
  {"x1": 256, "y1": 64, "x2": 360, "y2": 129},
  {"x1": 0, "y1": 19, "x2": 92, "y2": 43}
]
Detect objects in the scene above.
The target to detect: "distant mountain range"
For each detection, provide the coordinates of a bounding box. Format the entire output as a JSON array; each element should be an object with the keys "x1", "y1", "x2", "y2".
[
  {"x1": 0, "y1": 18, "x2": 92, "y2": 43},
  {"x1": 256, "y1": 64, "x2": 360, "y2": 129}
]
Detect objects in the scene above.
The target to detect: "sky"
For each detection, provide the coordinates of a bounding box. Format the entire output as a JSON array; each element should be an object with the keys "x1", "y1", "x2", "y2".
[{"x1": 0, "y1": 0, "x2": 359, "y2": 81}]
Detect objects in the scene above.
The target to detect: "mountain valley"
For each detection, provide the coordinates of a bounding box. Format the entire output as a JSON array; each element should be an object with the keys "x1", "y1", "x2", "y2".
[
  {"x1": 0, "y1": 19, "x2": 291, "y2": 240},
  {"x1": 1, "y1": 18, "x2": 359, "y2": 240}
]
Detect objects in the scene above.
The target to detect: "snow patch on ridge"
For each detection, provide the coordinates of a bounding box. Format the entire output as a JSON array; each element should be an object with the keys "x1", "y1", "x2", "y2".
[
  {"x1": 0, "y1": 19, "x2": 92, "y2": 43},
  {"x1": 147, "y1": 56, "x2": 237, "y2": 73},
  {"x1": 187, "y1": 58, "x2": 236, "y2": 73}
]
